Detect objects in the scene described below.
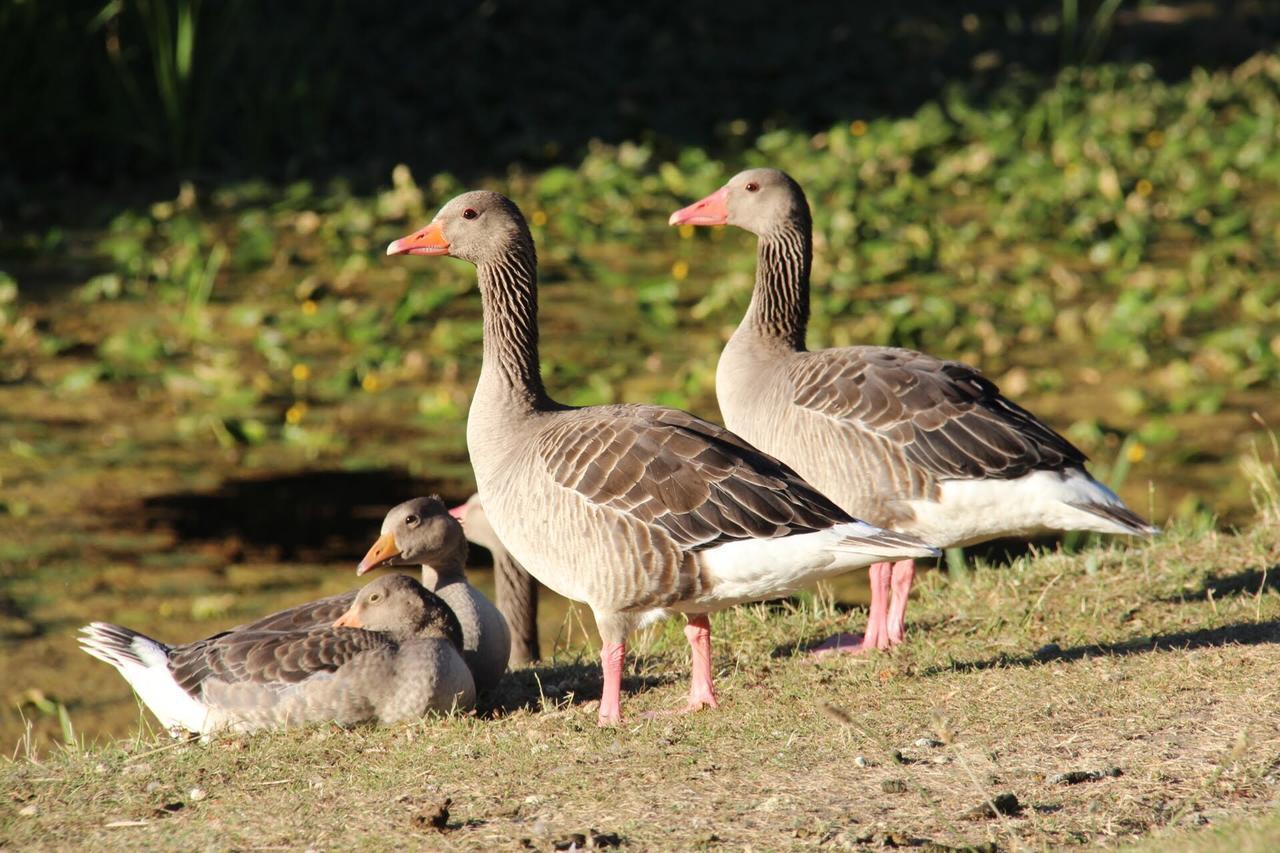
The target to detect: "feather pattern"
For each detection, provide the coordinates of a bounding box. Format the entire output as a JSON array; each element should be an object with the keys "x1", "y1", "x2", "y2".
[
  {"x1": 538, "y1": 403, "x2": 856, "y2": 552},
  {"x1": 167, "y1": 627, "x2": 393, "y2": 696},
  {"x1": 711, "y1": 169, "x2": 1155, "y2": 543},
  {"x1": 788, "y1": 346, "x2": 1085, "y2": 486},
  {"x1": 233, "y1": 592, "x2": 356, "y2": 633},
  {"x1": 79, "y1": 576, "x2": 476, "y2": 734}
]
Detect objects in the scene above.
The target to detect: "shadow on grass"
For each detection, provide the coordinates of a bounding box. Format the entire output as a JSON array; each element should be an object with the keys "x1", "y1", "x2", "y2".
[
  {"x1": 1159, "y1": 565, "x2": 1280, "y2": 603},
  {"x1": 928, "y1": 618, "x2": 1280, "y2": 676},
  {"x1": 483, "y1": 659, "x2": 676, "y2": 718},
  {"x1": 127, "y1": 469, "x2": 459, "y2": 562}
]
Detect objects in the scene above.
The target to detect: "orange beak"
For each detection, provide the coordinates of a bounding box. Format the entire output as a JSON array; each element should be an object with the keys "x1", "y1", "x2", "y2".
[
  {"x1": 387, "y1": 221, "x2": 450, "y2": 256},
  {"x1": 357, "y1": 532, "x2": 401, "y2": 576},
  {"x1": 333, "y1": 607, "x2": 363, "y2": 629},
  {"x1": 668, "y1": 187, "x2": 730, "y2": 227}
]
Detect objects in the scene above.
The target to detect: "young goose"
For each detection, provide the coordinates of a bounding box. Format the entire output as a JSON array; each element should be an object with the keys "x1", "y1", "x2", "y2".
[
  {"x1": 358, "y1": 496, "x2": 511, "y2": 695},
  {"x1": 225, "y1": 496, "x2": 475, "y2": 636},
  {"x1": 387, "y1": 191, "x2": 938, "y2": 724},
  {"x1": 79, "y1": 574, "x2": 475, "y2": 735},
  {"x1": 451, "y1": 493, "x2": 541, "y2": 666},
  {"x1": 671, "y1": 168, "x2": 1158, "y2": 651}
]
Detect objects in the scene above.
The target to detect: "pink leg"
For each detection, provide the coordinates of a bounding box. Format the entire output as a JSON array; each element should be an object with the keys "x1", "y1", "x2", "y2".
[
  {"x1": 598, "y1": 641, "x2": 625, "y2": 726},
  {"x1": 885, "y1": 559, "x2": 916, "y2": 645},
  {"x1": 684, "y1": 614, "x2": 719, "y2": 711},
  {"x1": 863, "y1": 560, "x2": 893, "y2": 650},
  {"x1": 806, "y1": 561, "x2": 892, "y2": 657}
]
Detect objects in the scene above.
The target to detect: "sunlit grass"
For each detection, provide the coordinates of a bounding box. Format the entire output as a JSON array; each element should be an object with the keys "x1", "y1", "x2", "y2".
[{"x1": 4, "y1": 517, "x2": 1279, "y2": 849}]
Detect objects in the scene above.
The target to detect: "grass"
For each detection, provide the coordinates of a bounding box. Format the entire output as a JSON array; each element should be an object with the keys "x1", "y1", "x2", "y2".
[
  {"x1": 4, "y1": 34, "x2": 1280, "y2": 852},
  {"x1": 4, "y1": 513, "x2": 1279, "y2": 849}
]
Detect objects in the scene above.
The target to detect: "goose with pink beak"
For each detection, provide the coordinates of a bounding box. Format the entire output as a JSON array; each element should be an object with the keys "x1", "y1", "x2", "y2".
[
  {"x1": 671, "y1": 168, "x2": 1157, "y2": 653},
  {"x1": 387, "y1": 190, "x2": 938, "y2": 724}
]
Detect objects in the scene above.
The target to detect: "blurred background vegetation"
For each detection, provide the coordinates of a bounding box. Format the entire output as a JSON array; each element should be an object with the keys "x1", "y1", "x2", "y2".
[{"x1": 2, "y1": 0, "x2": 1280, "y2": 745}]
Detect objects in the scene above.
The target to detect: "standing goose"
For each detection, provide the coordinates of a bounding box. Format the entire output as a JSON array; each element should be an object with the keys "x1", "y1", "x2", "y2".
[
  {"x1": 670, "y1": 168, "x2": 1158, "y2": 651},
  {"x1": 387, "y1": 191, "x2": 938, "y2": 724},
  {"x1": 358, "y1": 496, "x2": 511, "y2": 694},
  {"x1": 451, "y1": 493, "x2": 541, "y2": 666},
  {"x1": 79, "y1": 574, "x2": 475, "y2": 735}
]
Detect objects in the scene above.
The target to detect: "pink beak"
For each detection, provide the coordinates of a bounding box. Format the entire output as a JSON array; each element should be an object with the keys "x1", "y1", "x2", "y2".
[
  {"x1": 387, "y1": 220, "x2": 450, "y2": 256},
  {"x1": 448, "y1": 503, "x2": 467, "y2": 522},
  {"x1": 668, "y1": 187, "x2": 730, "y2": 227}
]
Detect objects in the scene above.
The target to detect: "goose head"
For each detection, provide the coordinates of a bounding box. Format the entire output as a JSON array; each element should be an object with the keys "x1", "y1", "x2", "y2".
[
  {"x1": 357, "y1": 496, "x2": 466, "y2": 576},
  {"x1": 333, "y1": 573, "x2": 464, "y2": 647},
  {"x1": 669, "y1": 168, "x2": 807, "y2": 236},
  {"x1": 387, "y1": 190, "x2": 532, "y2": 267}
]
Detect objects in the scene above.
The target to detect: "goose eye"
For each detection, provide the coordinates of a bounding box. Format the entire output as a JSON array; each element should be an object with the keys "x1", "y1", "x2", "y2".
[
  {"x1": 404, "y1": 514, "x2": 419, "y2": 527},
  {"x1": 745, "y1": 182, "x2": 760, "y2": 193},
  {"x1": 462, "y1": 208, "x2": 478, "y2": 220},
  {"x1": 368, "y1": 593, "x2": 382, "y2": 604}
]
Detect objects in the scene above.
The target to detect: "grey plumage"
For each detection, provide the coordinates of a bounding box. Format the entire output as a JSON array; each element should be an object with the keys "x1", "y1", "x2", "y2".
[
  {"x1": 454, "y1": 493, "x2": 541, "y2": 666},
  {"x1": 693, "y1": 167, "x2": 1157, "y2": 542},
  {"x1": 79, "y1": 574, "x2": 475, "y2": 735},
  {"x1": 388, "y1": 190, "x2": 935, "y2": 722},
  {"x1": 359, "y1": 496, "x2": 511, "y2": 695}
]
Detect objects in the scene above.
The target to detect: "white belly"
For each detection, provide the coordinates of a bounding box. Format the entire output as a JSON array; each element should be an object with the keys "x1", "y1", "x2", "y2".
[
  {"x1": 681, "y1": 522, "x2": 937, "y2": 611},
  {"x1": 901, "y1": 469, "x2": 1138, "y2": 547}
]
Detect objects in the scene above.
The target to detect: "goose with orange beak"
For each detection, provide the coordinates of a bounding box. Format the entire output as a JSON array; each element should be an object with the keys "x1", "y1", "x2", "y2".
[
  {"x1": 203, "y1": 496, "x2": 508, "y2": 698},
  {"x1": 80, "y1": 574, "x2": 474, "y2": 734},
  {"x1": 358, "y1": 496, "x2": 511, "y2": 695},
  {"x1": 387, "y1": 190, "x2": 937, "y2": 725}
]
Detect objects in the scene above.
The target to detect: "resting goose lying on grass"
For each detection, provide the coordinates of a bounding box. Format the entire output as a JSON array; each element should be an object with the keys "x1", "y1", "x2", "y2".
[{"x1": 79, "y1": 574, "x2": 474, "y2": 735}]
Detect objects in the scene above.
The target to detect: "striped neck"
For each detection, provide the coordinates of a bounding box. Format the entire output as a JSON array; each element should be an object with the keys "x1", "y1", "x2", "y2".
[
  {"x1": 475, "y1": 241, "x2": 549, "y2": 410},
  {"x1": 744, "y1": 209, "x2": 811, "y2": 352}
]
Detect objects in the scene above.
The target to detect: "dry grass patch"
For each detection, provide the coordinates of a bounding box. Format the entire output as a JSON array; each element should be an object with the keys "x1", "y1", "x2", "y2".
[{"x1": 4, "y1": 520, "x2": 1279, "y2": 850}]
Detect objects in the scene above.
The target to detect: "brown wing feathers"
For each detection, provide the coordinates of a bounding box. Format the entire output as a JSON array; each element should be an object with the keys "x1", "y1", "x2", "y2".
[
  {"x1": 540, "y1": 404, "x2": 854, "y2": 551},
  {"x1": 168, "y1": 628, "x2": 391, "y2": 697},
  {"x1": 792, "y1": 347, "x2": 1086, "y2": 482},
  {"x1": 232, "y1": 592, "x2": 357, "y2": 633}
]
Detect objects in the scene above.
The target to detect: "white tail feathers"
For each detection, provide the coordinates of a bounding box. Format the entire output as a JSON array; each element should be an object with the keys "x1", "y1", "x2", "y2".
[
  {"x1": 827, "y1": 521, "x2": 941, "y2": 561},
  {"x1": 78, "y1": 622, "x2": 165, "y2": 669},
  {"x1": 78, "y1": 622, "x2": 210, "y2": 734}
]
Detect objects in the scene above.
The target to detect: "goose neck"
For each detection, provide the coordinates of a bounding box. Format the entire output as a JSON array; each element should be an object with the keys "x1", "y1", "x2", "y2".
[
  {"x1": 742, "y1": 215, "x2": 811, "y2": 352},
  {"x1": 474, "y1": 250, "x2": 548, "y2": 411}
]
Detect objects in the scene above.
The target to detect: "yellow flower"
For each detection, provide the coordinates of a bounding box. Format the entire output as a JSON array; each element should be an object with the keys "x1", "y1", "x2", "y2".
[
  {"x1": 361, "y1": 374, "x2": 381, "y2": 393},
  {"x1": 291, "y1": 363, "x2": 311, "y2": 382},
  {"x1": 1126, "y1": 442, "x2": 1146, "y2": 464},
  {"x1": 1144, "y1": 130, "x2": 1164, "y2": 148},
  {"x1": 531, "y1": 210, "x2": 548, "y2": 227},
  {"x1": 671, "y1": 260, "x2": 689, "y2": 281},
  {"x1": 285, "y1": 402, "x2": 308, "y2": 424},
  {"x1": 850, "y1": 120, "x2": 868, "y2": 137},
  {"x1": 302, "y1": 299, "x2": 318, "y2": 316},
  {"x1": 1135, "y1": 179, "x2": 1153, "y2": 198},
  {"x1": 678, "y1": 224, "x2": 695, "y2": 240}
]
